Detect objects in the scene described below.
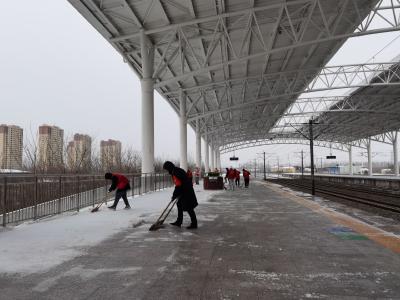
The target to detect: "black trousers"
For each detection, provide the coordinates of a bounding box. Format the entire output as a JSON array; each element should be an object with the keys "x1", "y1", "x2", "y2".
[
  {"x1": 244, "y1": 178, "x2": 250, "y2": 187},
  {"x1": 235, "y1": 178, "x2": 240, "y2": 186},
  {"x1": 176, "y1": 202, "x2": 197, "y2": 225},
  {"x1": 111, "y1": 190, "x2": 130, "y2": 207}
]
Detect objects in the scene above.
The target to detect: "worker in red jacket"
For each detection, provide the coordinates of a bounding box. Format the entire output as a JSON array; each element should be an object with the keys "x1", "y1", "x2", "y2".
[
  {"x1": 234, "y1": 169, "x2": 240, "y2": 187},
  {"x1": 194, "y1": 167, "x2": 200, "y2": 185},
  {"x1": 227, "y1": 167, "x2": 236, "y2": 190},
  {"x1": 187, "y1": 169, "x2": 193, "y2": 185},
  {"x1": 243, "y1": 169, "x2": 251, "y2": 188},
  {"x1": 105, "y1": 172, "x2": 131, "y2": 210},
  {"x1": 164, "y1": 161, "x2": 198, "y2": 229}
]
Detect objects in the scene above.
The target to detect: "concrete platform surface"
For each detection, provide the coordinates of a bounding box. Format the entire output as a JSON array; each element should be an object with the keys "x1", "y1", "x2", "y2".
[{"x1": 1, "y1": 181, "x2": 400, "y2": 299}]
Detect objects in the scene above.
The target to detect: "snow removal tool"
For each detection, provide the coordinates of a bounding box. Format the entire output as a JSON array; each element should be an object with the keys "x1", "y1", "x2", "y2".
[
  {"x1": 91, "y1": 194, "x2": 109, "y2": 213},
  {"x1": 149, "y1": 198, "x2": 178, "y2": 231}
]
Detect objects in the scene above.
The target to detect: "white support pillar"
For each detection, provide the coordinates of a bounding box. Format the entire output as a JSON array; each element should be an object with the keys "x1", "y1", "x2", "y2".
[
  {"x1": 213, "y1": 148, "x2": 217, "y2": 170},
  {"x1": 367, "y1": 139, "x2": 372, "y2": 176},
  {"x1": 204, "y1": 135, "x2": 209, "y2": 173},
  {"x1": 210, "y1": 144, "x2": 215, "y2": 171},
  {"x1": 214, "y1": 150, "x2": 217, "y2": 171},
  {"x1": 179, "y1": 90, "x2": 188, "y2": 171},
  {"x1": 140, "y1": 30, "x2": 155, "y2": 174},
  {"x1": 195, "y1": 119, "x2": 202, "y2": 173},
  {"x1": 216, "y1": 150, "x2": 221, "y2": 170},
  {"x1": 348, "y1": 145, "x2": 353, "y2": 175},
  {"x1": 393, "y1": 132, "x2": 399, "y2": 176}
]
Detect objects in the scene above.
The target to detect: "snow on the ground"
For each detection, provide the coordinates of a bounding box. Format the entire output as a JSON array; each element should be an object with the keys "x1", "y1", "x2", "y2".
[{"x1": 0, "y1": 184, "x2": 219, "y2": 275}]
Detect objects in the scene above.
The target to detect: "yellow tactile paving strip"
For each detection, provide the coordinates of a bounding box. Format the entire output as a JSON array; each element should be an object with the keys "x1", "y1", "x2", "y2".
[{"x1": 264, "y1": 182, "x2": 400, "y2": 254}]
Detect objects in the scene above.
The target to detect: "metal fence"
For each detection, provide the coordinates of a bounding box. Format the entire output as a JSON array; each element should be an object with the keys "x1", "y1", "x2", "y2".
[{"x1": 0, "y1": 173, "x2": 173, "y2": 226}]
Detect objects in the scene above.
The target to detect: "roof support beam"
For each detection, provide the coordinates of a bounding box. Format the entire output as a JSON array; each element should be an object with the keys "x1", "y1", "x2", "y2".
[
  {"x1": 162, "y1": 62, "x2": 400, "y2": 95},
  {"x1": 220, "y1": 138, "x2": 366, "y2": 153},
  {"x1": 154, "y1": 17, "x2": 400, "y2": 88},
  {"x1": 110, "y1": 0, "x2": 400, "y2": 41}
]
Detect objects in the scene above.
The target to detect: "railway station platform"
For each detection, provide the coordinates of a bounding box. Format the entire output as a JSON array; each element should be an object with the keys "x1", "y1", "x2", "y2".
[{"x1": 1, "y1": 181, "x2": 400, "y2": 299}]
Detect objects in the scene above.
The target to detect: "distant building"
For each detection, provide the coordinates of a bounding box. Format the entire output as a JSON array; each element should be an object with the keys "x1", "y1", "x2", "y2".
[
  {"x1": 0, "y1": 124, "x2": 23, "y2": 170},
  {"x1": 38, "y1": 125, "x2": 64, "y2": 170},
  {"x1": 67, "y1": 134, "x2": 92, "y2": 171},
  {"x1": 100, "y1": 139, "x2": 121, "y2": 170}
]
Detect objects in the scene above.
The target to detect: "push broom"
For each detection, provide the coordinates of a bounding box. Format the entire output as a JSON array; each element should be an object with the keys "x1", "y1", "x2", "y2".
[{"x1": 91, "y1": 192, "x2": 109, "y2": 213}]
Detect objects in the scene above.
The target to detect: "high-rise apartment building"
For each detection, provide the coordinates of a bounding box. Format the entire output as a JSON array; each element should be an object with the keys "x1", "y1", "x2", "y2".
[
  {"x1": 100, "y1": 139, "x2": 121, "y2": 170},
  {"x1": 0, "y1": 124, "x2": 23, "y2": 170},
  {"x1": 38, "y1": 125, "x2": 64, "y2": 170},
  {"x1": 67, "y1": 134, "x2": 92, "y2": 171}
]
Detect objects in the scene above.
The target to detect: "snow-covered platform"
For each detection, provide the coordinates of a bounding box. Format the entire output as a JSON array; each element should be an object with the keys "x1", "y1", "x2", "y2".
[{"x1": 1, "y1": 181, "x2": 400, "y2": 299}]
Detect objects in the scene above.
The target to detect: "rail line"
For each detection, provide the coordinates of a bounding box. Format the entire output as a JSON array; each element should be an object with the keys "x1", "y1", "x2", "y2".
[{"x1": 269, "y1": 178, "x2": 400, "y2": 214}]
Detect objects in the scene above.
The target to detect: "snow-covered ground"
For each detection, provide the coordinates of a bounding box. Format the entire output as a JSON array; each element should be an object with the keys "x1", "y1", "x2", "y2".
[
  {"x1": 0, "y1": 184, "x2": 219, "y2": 275},
  {"x1": 0, "y1": 169, "x2": 27, "y2": 173}
]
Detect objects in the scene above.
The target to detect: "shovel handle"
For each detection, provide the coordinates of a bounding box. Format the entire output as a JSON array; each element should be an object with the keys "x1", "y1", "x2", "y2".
[{"x1": 155, "y1": 199, "x2": 175, "y2": 222}]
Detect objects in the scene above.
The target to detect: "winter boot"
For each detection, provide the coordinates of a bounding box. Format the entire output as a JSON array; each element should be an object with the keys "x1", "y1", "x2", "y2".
[
  {"x1": 170, "y1": 221, "x2": 181, "y2": 227},
  {"x1": 186, "y1": 224, "x2": 198, "y2": 229},
  {"x1": 108, "y1": 206, "x2": 116, "y2": 210}
]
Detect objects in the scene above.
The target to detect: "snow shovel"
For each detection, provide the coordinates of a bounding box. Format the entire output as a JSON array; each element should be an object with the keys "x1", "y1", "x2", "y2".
[
  {"x1": 149, "y1": 198, "x2": 178, "y2": 231},
  {"x1": 91, "y1": 192, "x2": 109, "y2": 213}
]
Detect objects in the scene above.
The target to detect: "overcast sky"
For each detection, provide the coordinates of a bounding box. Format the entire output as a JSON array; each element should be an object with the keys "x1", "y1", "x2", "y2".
[{"x1": 1, "y1": 1, "x2": 400, "y2": 169}]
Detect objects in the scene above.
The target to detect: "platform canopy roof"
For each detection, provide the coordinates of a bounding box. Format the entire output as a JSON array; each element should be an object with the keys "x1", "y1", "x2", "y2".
[
  {"x1": 299, "y1": 61, "x2": 400, "y2": 143},
  {"x1": 68, "y1": 0, "x2": 400, "y2": 151}
]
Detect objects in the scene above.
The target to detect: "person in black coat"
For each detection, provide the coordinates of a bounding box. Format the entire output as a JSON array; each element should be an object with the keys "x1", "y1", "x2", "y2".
[{"x1": 163, "y1": 161, "x2": 198, "y2": 229}]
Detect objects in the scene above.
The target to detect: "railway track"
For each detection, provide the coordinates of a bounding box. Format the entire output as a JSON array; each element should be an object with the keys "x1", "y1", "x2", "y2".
[{"x1": 270, "y1": 178, "x2": 400, "y2": 214}]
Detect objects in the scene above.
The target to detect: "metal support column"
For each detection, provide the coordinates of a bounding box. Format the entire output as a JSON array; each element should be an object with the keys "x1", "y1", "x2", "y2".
[
  {"x1": 204, "y1": 135, "x2": 209, "y2": 173},
  {"x1": 140, "y1": 30, "x2": 155, "y2": 174},
  {"x1": 195, "y1": 119, "x2": 202, "y2": 174},
  {"x1": 393, "y1": 132, "x2": 399, "y2": 176},
  {"x1": 367, "y1": 139, "x2": 372, "y2": 176},
  {"x1": 210, "y1": 145, "x2": 215, "y2": 171},
  {"x1": 214, "y1": 147, "x2": 217, "y2": 171},
  {"x1": 309, "y1": 120, "x2": 315, "y2": 195},
  {"x1": 348, "y1": 145, "x2": 353, "y2": 175},
  {"x1": 301, "y1": 150, "x2": 304, "y2": 179},
  {"x1": 179, "y1": 90, "x2": 188, "y2": 171},
  {"x1": 217, "y1": 150, "x2": 221, "y2": 170},
  {"x1": 263, "y1": 152, "x2": 266, "y2": 180}
]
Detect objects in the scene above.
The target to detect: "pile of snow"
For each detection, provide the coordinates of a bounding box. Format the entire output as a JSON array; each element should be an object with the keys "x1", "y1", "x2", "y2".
[
  {"x1": 0, "y1": 169, "x2": 28, "y2": 173},
  {"x1": 0, "y1": 184, "x2": 218, "y2": 274}
]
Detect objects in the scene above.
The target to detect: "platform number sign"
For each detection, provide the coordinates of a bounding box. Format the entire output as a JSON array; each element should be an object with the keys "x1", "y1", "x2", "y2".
[
  {"x1": 326, "y1": 155, "x2": 336, "y2": 159},
  {"x1": 230, "y1": 156, "x2": 239, "y2": 161}
]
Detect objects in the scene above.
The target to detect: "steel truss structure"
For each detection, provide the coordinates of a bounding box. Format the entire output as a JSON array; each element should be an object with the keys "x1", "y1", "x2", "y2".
[
  {"x1": 220, "y1": 131, "x2": 399, "y2": 153},
  {"x1": 219, "y1": 60, "x2": 400, "y2": 153},
  {"x1": 220, "y1": 138, "x2": 365, "y2": 154},
  {"x1": 68, "y1": 0, "x2": 400, "y2": 171}
]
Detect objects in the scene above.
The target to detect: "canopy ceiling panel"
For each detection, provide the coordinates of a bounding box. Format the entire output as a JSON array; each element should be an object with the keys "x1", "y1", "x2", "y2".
[{"x1": 68, "y1": 0, "x2": 400, "y2": 149}]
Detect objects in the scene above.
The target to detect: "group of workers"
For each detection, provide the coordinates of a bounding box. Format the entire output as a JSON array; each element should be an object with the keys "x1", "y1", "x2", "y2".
[
  {"x1": 225, "y1": 168, "x2": 251, "y2": 190},
  {"x1": 104, "y1": 161, "x2": 198, "y2": 229},
  {"x1": 186, "y1": 167, "x2": 201, "y2": 185},
  {"x1": 103, "y1": 163, "x2": 251, "y2": 229}
]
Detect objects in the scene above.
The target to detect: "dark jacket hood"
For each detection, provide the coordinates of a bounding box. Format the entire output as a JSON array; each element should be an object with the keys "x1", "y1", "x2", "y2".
[{"x1": 163, "y1": 161, "x2": 175, "y2": 174}]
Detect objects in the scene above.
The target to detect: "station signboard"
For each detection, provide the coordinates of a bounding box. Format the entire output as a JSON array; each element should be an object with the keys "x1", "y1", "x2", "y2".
[{"x1": 326, "y1": 155, "x2": 336, "y2": 159}]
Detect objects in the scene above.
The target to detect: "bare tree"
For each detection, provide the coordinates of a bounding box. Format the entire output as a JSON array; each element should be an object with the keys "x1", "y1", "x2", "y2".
[
  {"x1": 23, "y1": 126, "x2": 42, "y2": 173},
  {"x1": 121, "y1": 147, "x2": 141, "y2": 173}
]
